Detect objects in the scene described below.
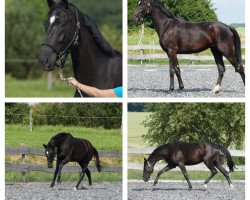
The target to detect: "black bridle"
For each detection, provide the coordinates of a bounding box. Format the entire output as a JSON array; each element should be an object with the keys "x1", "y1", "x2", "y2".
[{"x1": 41, "y1": 7, "x2": 81, "y2": 68}]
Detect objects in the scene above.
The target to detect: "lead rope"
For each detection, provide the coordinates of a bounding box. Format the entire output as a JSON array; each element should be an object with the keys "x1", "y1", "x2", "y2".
[
  {"x1": 59, "y1": 68, "x2": 84, "y2": 98},
  {"x1": 128, "y1": 23, "x2": 144, "y2": 53}
]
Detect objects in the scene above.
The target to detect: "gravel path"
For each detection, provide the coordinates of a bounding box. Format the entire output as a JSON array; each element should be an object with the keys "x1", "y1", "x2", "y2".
[
  {"x1": 6, "y1": 182, "x2": 122, "y2": 200},
  {"x1": 128, "y1": 181, "x2": 244, "y2": 200},
  {"x1": 128, "y1": 66, "x2": 245, "y2": 98}
]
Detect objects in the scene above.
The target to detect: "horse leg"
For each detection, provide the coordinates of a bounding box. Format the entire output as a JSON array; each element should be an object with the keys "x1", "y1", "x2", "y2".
[
  {"x1": 178, "y1": 163, "x2": 192, "y2": 189},
  {"x1": 153, "y1": 164, "x2": 176, "y2": 186},
  {"x1": 203, "y1": 163, "x2": 218, "y2": 190},
  {"x1": 85, "y1": 168, "x2": 92, "y2": 186},
  {"x1": 168, "y1": 50, "x2": 184, "y2": 90},
  {"x1": 210, "y1": 47, "x2": 225, "y2": 93},
  {"x1": 51, "y1": 160, "x2": 60, "y2": 188},
  {"x1": 215, "y1": 162, "x2": 234, "y2": 190}
]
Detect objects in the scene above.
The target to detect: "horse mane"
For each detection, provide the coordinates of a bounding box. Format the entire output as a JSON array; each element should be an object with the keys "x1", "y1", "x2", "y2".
[
  {"x1": 80, "y1": 13, "x2": 121, "y2": 57},
  {"x1": 50, "y1": 3, "x2": 121, "y2": 57},
  {"x1": 153, "y1": 0, "x2": 176, "y2": 19},
  {"x1": 50, "y1": 132, "x2": 73, "y2": 147}
]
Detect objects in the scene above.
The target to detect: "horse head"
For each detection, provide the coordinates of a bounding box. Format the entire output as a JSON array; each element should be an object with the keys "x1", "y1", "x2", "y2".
[
  {"x1": 39, "y1": 0, "x2": 80, "y2": 71},
  {"x1": 132, "y1": 0, "x2": 152, "y2": 24},
  {"x1": 143, "y1": 158, "x2": 154, "y2": 182},
  {"x1": 43, "y1": 141, "x2": 56, "y2": 168}
]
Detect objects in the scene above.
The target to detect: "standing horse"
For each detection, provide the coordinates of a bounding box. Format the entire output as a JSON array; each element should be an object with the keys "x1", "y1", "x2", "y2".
[
  {"x1": 43, "y1": 132, "x2": 101, "y2": 189},
  {"x1": 39, "y1": 0, "x2": 122, "y2": 97},
  {"x1": 132, "y1": 0, "x2": 245, "y2": 93},
  {"x1": 143, "y1": 141, "x2": 235, "y2": 190}
]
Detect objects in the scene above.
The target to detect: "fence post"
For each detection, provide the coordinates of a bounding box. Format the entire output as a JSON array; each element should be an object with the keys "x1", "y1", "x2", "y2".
[
  {"x1": 29, "y1": 107, "x2": 33, "y2": 132},
  {"x1": 140, "y1": 49, "x2": 144, "y2": 65},
  {"x1": 20, "y1": 144, "x2": 26, "y2": 182}
]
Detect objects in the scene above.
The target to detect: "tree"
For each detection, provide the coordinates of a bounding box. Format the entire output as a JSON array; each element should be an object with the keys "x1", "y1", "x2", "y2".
[
  {"x1": 142, "y1": 103, "x2": 245, "y2": 149},
  {"x1": 128, "y1": 0, "x2": 218, "y2": 32}
]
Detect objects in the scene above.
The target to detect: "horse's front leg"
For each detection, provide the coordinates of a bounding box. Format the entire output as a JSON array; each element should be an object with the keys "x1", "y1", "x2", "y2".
[
  {"x1": 153, "y1": 164, "x2": 176, "y2": 186},
  {"x1": 51, "y1": 160, "x2": 61, "y2": 188},
  {"x1": 178, "y1": 162, "x2": 192, "y2": 189},
  {"x1": 56, "y1": 155, "x2": 70, "y2": 185},
  {"x1": 168, "y1": 50, "x2": 184, "y2": 90}
]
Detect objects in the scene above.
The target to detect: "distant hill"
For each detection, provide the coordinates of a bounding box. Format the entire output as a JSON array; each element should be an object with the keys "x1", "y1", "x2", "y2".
[{"x1": 230, "y1": 23, "x2": 245, "y2": 28}]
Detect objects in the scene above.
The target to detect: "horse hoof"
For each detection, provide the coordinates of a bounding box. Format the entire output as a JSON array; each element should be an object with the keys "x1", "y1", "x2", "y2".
[
  {"x1": 73, "y1": 187, "x2": 78, "y2": 191},
  {"x1": 230, "y1": 184, "x2": 235, "y2": 190},
  {"x1": 169, "y1": 88, "x2": 174, "y2": 91},
  {"x1": 153, "y1": 182, "x2": 157, "y2": 187},
  {"x1": 179, "y1": 86, "x2": 184, "y2": 90},
  {"x1": 211, "y1": 85, "x2": 220, "y2": 93},
  {"x1": 203, "y1": 184, "x2": 208, "y2": 190}
]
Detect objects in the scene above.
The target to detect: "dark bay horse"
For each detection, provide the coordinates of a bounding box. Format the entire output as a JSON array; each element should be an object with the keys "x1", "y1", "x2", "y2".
[
  {"x1": 143, "y1": 141, "x2": 235, "y2": 190},
  {"x1": 43, "y1": 132, "x2": 101, "y2": 189},
  {"x1": 39, "y1": 0, "x2": 122, "y2": 97},
  {"x1": 132, "y1": 0, "x2": 245, "y2": 93}
]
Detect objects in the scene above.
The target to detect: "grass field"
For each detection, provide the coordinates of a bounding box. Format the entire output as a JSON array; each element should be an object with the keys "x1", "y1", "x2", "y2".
[
  {"x1": 128, "y1": 112, "x2": 150, "y2": 148},
  {"x1": 5, "y1": 124, "x2": 122, "y2": 182},
  {"x1": 5, "y1": 75, "x2": 74, "y2": 97},
  {"x1": 128, "y1": 170, "x2": 245, "y2": 180}
]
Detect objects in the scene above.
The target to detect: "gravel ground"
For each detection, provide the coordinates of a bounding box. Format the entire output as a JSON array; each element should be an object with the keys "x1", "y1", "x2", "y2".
[
  {"x1": 128, "y1": 181, "x2": 245, "y2": 200},
  {"x1": 6, "y1": 182, "x2": 122, "y2": 200},
  {"x1": 128, "y1": 66, "x2": 245, "y2": 98}
]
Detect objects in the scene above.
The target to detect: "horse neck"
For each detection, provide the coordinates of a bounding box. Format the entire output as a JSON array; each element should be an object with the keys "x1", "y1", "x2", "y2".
[
  {"x1": 70, "y1": 27, "x2": 107, "y2": 84},
  {"x1": 150, "y1": 6, "x2": 174, "y2": 36},
  {"x1": 148, "y1": 149, "x2": 167, "y2": 166}
]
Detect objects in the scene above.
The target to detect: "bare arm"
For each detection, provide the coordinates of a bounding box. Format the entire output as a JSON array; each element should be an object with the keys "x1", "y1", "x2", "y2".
[{"x1": 68, "y1": 77, "x2": 117, "y2": 97}]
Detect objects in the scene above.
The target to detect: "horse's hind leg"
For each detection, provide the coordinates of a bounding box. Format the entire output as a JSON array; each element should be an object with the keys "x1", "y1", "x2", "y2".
[
  {"x1": 85, "y1": 168, "x2": 92, "y2": 186},
  {"x1": 203, "y1": 163, "x2": 218, "y2": 190},
  {"x1": 168, "y1": 50, "x2": 184, "y2": 91},
  {"x1": 215, "y1": 162, "x2": 234, "y2": 190},
  {"x1": 210, "y1": 47, "x2": 225, "y2": 93},
  {"x1": 178, "y1": 162, "x2": 192, "y2": 189}
]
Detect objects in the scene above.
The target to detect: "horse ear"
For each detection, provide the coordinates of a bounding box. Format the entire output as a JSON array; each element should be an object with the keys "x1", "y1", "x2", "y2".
[
  {"x1": 61, "y1": 0, "x2": 69, "y2": 9},
  {"x1": 47, "y1": 0, "x2": 55, "y2": 9},
  {"x1": 144, "y1": 158, "x2": 147, "y2": 162},
  {"x1": 43, "y1": 144, "x2": 47, "y2": 148}
]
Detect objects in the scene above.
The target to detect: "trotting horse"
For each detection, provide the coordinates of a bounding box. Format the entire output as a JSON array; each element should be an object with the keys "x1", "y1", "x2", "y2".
[
  {"x1": 43, "y1": 132, "x2": 101, "y2": 189},
  {"x1": 132, "y1": 0, "x2": 245, "y2": 93},
  {"x1": 143, "y1": 141, "x2": 235, "y2": 190},
  {"x1": 39, "y1": 0, "x2": 122, "y2": 97}
]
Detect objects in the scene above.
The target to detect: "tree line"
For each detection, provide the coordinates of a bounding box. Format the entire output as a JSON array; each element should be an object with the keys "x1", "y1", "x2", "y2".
[
  {"x1": 128, "y1": 0, "x2": 217, "y2": 33},
  {"x1": 5, "y1": 103, "x2": 122, "y2": 129},
  {"x1": 142, "y1": 103, "x2": 245, "y2": 149}
]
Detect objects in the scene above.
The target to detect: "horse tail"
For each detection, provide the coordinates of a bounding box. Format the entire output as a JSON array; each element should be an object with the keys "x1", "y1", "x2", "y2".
[
  {"x1": 217, "y1": 144, "x2": 235, "y2": 172},
  {"x1": 92, "y1": 147, "x2": 102, "y2": 172},
  {"x1": 229, "y1": 26, "x2": 242, "y2": 64}
]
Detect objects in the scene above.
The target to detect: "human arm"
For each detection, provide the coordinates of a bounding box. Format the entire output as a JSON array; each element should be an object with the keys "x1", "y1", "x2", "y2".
[{"x1": 67, "y1": 77, "x2": 117, "y2": 97}]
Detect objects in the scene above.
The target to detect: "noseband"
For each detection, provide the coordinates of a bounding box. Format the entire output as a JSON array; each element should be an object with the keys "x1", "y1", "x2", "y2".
[{"x1": 41, "y1": 7, "x2": 81, "y2": 69}]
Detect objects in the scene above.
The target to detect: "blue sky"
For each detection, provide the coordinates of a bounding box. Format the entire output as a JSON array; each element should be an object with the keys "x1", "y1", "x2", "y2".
[{"x1": 211, "y1": 0, "x2": 245, "y2": 24}]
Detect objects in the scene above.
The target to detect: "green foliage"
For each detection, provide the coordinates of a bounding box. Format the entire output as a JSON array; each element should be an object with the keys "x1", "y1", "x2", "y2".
[
  {"x1": 128, "y1": 0, "x2": 218, "y2": 33},
  {"x1": 6, "y1": 0, "x2": 122, "y2": 79},
  {"x1": 142, "y1": 103, "x2": 245, "y2": 149},
  {"x1": 6, "y1": 103, "x2": 122, "y2": 129}
]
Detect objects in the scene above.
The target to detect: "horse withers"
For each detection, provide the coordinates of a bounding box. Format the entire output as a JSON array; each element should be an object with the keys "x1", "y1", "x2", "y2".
[
  {"x1": 43, "y1": 132, "x2": 101, "y2": 190},
  {"x1": 143, "y1": 141, "x2": 235, "y2": 190},
  {"x1": 132, "y1": 0, "x2": 245, "y2": 93}
]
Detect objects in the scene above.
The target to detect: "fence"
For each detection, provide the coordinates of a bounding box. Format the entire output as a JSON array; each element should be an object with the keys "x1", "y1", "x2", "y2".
[
  {"x1": 128, "y1": 44, "x2": 245, "y2": 65},
  {"x1": 6, "y1": 146, "x2": 122, "y2": 182},
  {"x1": 128, "y1": 148, "x2": 245, "y2": 172}
]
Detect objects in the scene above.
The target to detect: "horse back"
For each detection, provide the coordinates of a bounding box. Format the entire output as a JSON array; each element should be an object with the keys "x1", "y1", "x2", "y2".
[{"x1": 168, "y1": 142, "x2": 206, "y2": 165}]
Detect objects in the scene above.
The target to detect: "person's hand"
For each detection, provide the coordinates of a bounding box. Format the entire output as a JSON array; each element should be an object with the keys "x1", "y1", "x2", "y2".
[{"x1": 67, "y1": 77, "x2": 79, "y2": 87}]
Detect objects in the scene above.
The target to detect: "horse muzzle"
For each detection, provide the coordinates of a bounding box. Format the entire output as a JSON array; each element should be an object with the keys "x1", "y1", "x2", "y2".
[
  {"x1": 142, "y1": 175, "x2": 149, "y2": 182},
  {"x1": 39, "y1": 46, "x2": 57, "y2": 71}
]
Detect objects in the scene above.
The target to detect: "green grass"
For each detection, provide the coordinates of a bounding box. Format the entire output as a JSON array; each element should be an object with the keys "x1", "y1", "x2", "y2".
[
  {"x1": 6, "y1": 171, "x2": 122, "y2": 182},
  {"x1": 5, "y1": 124, "x2": 122, "y2": 151},
  {"x1": 128, "y1": 170, "x2": 244, "y2": 181},
  {"x1": 5, "y1": 75, "x2": 74, "y2": 97},
  {"x1": 128, "y1": 112, "x2": 150, "y2": 148}
]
